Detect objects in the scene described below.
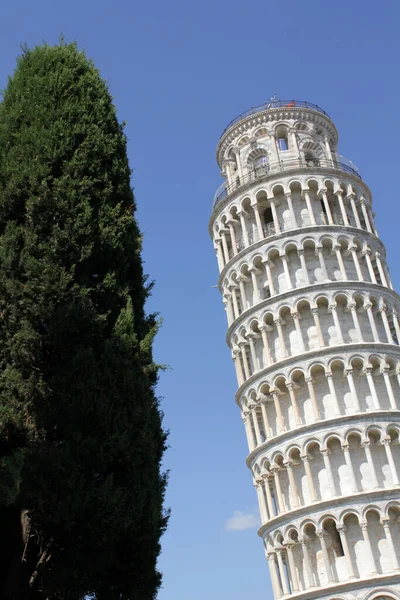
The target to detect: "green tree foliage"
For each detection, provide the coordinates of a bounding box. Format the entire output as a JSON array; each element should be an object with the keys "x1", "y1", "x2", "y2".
[{"x1": 0, "y1": 41, "x2": 168, "y2": 600}]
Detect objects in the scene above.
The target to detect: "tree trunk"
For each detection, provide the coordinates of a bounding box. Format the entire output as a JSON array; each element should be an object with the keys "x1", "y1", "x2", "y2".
[{"x1": 0, "y1": 508, "x2": 42, "y2": 600}]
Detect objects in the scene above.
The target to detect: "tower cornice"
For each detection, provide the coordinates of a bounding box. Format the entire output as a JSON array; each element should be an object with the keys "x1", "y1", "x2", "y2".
[
  {"x1": 234, "y1": 342, "x2": 400, "y2": 406},
  {"x1": 217, "y1": 225, "x2": 381, "y2": 286},
  {"x1": 258, "y1": 487, "x2": 400, "y2": 537},
  {"x1": 209, "y1": 167, "x2": 371, "y2": 235},
  {"x1": 246, "y1": 410, "x2": 400, "y2": 468},
  {"x1": 225, "y1": 280, "x2": 397, "y2": 342}
]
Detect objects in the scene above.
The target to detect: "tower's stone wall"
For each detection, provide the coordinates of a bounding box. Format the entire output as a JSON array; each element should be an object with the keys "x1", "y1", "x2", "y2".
[{"x1": 210, "y1": 100, "x2": 400, "y2": 600}]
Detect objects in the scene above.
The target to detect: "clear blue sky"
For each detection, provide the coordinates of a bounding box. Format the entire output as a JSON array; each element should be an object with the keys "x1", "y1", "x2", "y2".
[{"x1": 0, "y1": 2, "x2": 399, "y2": 599}]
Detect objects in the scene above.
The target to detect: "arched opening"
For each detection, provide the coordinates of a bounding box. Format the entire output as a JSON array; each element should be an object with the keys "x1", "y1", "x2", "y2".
[
  {"x1": 260, "y1": 383, "x2": 277, "y2": 438},
  {"x1": 275, "y1": 375, "x2": 292, "y2": 432},
  {"x1": 372, "y1": 356, "x2": 391, "y2": 410},
  {"x1": 263, "y1": 460, "x2": 278, "y2": 517},
  {"x1": 306, "y1": 441, "x2": 325, "y2": 501},
  {"x1": 310, "y1": 363, "x2": 331, "y2": 420},
  {"x1": 326, "y1": 435, "x2": 348, "y2": 496},
  {"x1": 276, "y1": 125, "x2": 289, "y2": 152},
  {"x1": 255, "y1": 127, "x2": 268, "y2": 138},
  {"x1": 320, "y1": 237, "x2": 335, "y2": 281},
  {"x1": 288, "y1": 447, "x2": 304, "y2": 507},
  {"x1": 349, "y1": 357, "x2": 369, "y2": 412},
  {"x1": 347, "y1": 432, "x2": 365, "y2": 491},
  {"x1": 367, "y1": 429, "x2": 389, "y2": 488},
  {"x1": 295, "y1": 122, "x2": 309, "y2": 133},
  {"x1": 388, "y1": 426, "x2": 400, "y2": 470},
  {"x1": 303, "y1": 143, "x2": 321, "y2": 167},
  {"x1": 387, "y1": 505, "x2": 400, "y2": 562},
  {"x1": 247, "y1": 149, "x2": 269, "y2": 178},
  {"x1": 291, "y1": 369, "x2": 307, "y2": 426},
  {"x1": 302, "y1": 239, "x2": 317, "y2": 284},
  {"x1": 365, "y1": 509, "x2": 388, "y2": 574},
  {"x1": 263, "y1": 206, "x2": 273, "y2": 226},
  {"x1": 239, "y1": 196, "x2": 253, "y2": 246},
  {"x1": 256, "y1": 190, "x2": 275, "y2": 239},
  {"x1": 286, "y1": 528, "x2": 303, "y2": 591},
  {"x1": 275, "y1": 534, "x2": 292, "y2": 594},
  {"x1": 296, "y1": 299, "x2": 313, "y2": 350},
  {"x1": 322, "y1": 517, "x2": 345, "y2": 582},
  {"x1": 313, "y1": 296, "x2": 330, "y2": 345},
  {"x1": 302, "y1": 523, "x2": 320, "y2": 588},
  {"x1": 342, "y1": 513, "x2": 362, "y2": 578}
]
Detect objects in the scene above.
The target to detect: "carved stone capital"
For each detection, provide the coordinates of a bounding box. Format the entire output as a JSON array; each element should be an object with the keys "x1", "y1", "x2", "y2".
[
  {"x1": 286, "y1": 541, "x2": 295, "y2": 550},
  {"x1": 299, "y1": 537, "x2": 308, "y2": 546}
]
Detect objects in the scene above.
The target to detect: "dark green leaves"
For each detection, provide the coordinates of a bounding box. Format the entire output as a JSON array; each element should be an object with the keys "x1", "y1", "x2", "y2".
[{"x1": 0, "y1": 41, "x2": 167, "y2": 600}]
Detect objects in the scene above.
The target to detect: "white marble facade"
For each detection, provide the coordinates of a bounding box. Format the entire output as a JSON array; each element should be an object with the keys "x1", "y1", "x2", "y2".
[{"x1": 210, "y1": 100, "x2": 400, "y2": 600}]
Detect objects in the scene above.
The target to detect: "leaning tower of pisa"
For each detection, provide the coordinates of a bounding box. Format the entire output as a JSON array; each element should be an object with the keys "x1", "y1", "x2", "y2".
[{"x1": 210, "y1": 99, "x2": 400, "y2": 600}]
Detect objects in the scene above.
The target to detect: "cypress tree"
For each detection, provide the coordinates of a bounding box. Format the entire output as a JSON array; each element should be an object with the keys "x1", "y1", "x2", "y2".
[{"x1": 0, "y1": 41, "x2": 168, "y2": 599}]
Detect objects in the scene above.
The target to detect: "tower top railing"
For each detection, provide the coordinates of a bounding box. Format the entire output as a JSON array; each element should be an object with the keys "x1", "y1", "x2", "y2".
[
  {"x1": 220, "y1": 99, "x2": 330, "y2": 139},
  {"x1": 212, "y1": 154, "x2": 361, "y2": 209}
]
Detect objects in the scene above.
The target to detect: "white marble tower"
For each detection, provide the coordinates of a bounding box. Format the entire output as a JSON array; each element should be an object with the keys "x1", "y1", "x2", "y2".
[{"x1": 209, "y1": 99, "x2": 400, "y2": 600}]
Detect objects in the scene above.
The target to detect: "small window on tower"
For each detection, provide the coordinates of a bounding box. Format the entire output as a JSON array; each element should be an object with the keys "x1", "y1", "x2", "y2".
[
  {"x1": 276, "y1": 126, "x2": 289, "y2": 151},
  {"x1": 263, "y1": 207, "x2": 273, "y2": 225},
  {"x1": 277, "y1": 137, "x2": 288, "y2": 151}
]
